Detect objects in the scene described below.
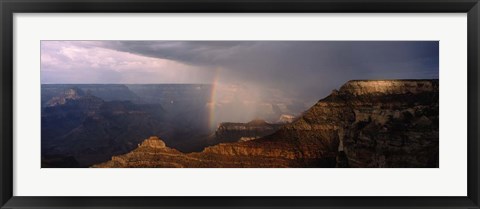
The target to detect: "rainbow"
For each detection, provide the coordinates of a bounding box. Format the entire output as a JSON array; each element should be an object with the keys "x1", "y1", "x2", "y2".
[{"x1": 208, "y1": 68, "x2": 221, "y2": 130}]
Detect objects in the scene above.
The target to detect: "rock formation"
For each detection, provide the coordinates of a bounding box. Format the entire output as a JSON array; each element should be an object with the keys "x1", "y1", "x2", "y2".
[
  {"x1": 46, "y1": 87, "x2": 86, "y2": 106},
  {"x1": 277, "y1": 114, "x2": 296, "y2": 123},
  {"x1": 212, "y1": 119, "x2": 283, "y2": 144},
  {"x1": 93, "y1": 79, "x2": 439, "y2": 168},
  {"x1": 93, "y1": 136, "x2": 295, "y2": 168}
]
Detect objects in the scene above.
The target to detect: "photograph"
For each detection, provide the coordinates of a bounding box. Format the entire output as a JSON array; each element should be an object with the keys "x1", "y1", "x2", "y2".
[
  {"x1": 3, "y1": 1, "x2": 478, "y2": 208},
  {"x1": 40, "y1": 41, "x2": 439, "y2": 168}
]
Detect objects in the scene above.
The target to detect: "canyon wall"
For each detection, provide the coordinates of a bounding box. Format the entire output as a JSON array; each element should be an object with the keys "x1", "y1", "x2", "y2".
[{"x1": 93, "y1": 80, "x2": 439, "y2": 168}]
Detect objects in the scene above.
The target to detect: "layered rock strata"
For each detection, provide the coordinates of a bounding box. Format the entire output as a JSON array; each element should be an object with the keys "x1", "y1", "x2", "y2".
[
  {"x1": 213, "y1": 119, "x2": 283, "y2": 143},
  {"x1": 93, "y1": 80, "x2": 439, "y2": 168}
]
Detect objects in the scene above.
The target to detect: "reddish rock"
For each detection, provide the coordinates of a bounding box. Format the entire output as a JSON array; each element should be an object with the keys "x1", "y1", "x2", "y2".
[{"x1": 93, "y1": 79, "x2": 439, "y2": 168}]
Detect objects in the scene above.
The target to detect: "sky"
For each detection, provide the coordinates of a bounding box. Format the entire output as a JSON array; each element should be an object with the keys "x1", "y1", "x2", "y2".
[{"x1": 41, "y1": 41, "x2": 439, "y2": 109}]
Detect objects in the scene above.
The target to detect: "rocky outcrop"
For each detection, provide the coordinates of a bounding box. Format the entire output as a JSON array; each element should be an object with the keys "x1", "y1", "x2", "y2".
[
  {"x1": 93, "y1": 136, "x2": 187, "y2": 168},
  {"x1": 338, "y1": 80, "x2": 439, "y2": 168},
  {"x1": 212, "y1": 119, "x2": 283, "y2": 144},
  {"x1": 339, "y1": 80, "x2": 437, "y2": 96},
  {"x1": 46, "y1": 87, "x2": 86, "y2": 106},
  {"x1": 277, "y1": 114, "x2": 296, "y2": 123},
  {"x1": 93, "y1": 136, "x2": 296, "y2": 168},
  {"x1": 93, "y1": 79, "x2": 439, "y2": 168}
]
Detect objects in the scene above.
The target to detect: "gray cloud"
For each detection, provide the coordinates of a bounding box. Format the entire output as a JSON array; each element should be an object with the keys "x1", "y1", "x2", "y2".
[{"x1": 101, "y1": 41, "x2": 439, "y2": 100}]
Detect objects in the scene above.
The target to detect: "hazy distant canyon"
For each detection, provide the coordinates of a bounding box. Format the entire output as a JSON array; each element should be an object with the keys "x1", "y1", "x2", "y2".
[{"x1": 41, "y1": 83, "x2": 302, "y2": 167}]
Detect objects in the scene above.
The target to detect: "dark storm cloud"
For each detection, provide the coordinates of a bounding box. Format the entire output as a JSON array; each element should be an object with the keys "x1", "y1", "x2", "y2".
[
  {"x1": 101, "y1": 41, "x2": 439, "y2": 99},
  {"x1": 101, "y1": 41, "x2": 257, "y2": 66}
]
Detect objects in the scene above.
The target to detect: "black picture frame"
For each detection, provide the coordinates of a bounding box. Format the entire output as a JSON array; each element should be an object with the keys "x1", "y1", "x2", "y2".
[{"x1": 1, "y1": 0, "x2": 479, "y2": 208}]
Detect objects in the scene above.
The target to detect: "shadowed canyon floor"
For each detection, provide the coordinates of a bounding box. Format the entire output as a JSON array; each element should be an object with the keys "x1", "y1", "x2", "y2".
[{"x1": 93, "y1": 79, "x2": 439, "y2": 168}]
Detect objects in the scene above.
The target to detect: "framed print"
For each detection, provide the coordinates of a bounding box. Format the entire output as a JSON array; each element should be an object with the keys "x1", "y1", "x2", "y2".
[{"x1": 1, "y1": 0, "x2": 479, "y2": 208}]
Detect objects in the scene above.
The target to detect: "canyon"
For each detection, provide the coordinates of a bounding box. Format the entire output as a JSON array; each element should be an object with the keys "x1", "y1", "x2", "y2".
[
  {"x1": 41, "y1": 85, "x2": 213, "y2": 167},
  {"x1": 92, "y1": 79, "x2": 439, "y2": 168},
  {"x1": 41, "y1": 84, "x2": 294, "y2": 167}
]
